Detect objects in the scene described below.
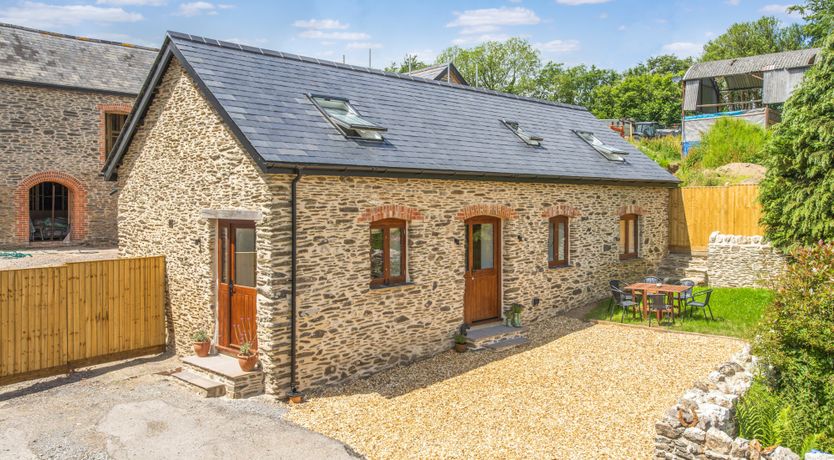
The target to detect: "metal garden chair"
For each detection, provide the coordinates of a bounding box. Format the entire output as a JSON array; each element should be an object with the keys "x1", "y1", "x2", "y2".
[
  {"x1": 687, "y1": 289, "x2": 715, "y2": 321},
  {"x1": 610, "y1": 286, "x2": 640, "y2": 322},
  {"x1": 647, "y1": 293, "x2": 675, "y2": 327},
  {"x1": 643, "y1": 276, "x2": 661, "y2": 284}
]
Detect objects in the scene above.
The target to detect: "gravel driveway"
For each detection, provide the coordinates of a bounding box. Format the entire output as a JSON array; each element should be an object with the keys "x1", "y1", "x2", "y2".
[
  {"x1": 0, "y1": 354, "x2": 356, "y2": 459},
  {"x1": 287, "y1": 317, "x2": 744, "y2": 459}
]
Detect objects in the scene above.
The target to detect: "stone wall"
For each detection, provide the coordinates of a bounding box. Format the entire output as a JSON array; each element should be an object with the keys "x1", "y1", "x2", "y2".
[
  {"x1": 707, "y1": 232, "x2": 787, "y2": 288},
  {"x1": 655, "y1": 345, "x2": 800, "y2": 460},
  {"x1": 0, "y1": 82, "x2": 133, "y2": 247},
  {"x1": 116, "y1": 55, "x2": 673, "y2": 394}
]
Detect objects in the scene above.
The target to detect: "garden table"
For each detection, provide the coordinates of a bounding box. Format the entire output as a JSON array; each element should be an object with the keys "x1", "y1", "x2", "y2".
[{"x1": 624, "y1": 282, "x2": 692, "y2": 320}]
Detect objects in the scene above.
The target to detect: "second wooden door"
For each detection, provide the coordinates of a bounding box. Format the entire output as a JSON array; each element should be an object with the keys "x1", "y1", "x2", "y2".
[
  {"x1": 463, "y1": 216, "x2": 502, "y2": 324},
  {"x1": 217, "y1": 220, "x2": 257, "y2": 353}
]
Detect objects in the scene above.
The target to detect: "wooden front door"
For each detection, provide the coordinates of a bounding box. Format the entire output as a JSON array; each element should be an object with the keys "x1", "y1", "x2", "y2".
[
  {"x1": 217, "y1": 220, "x2": 257, "y2": 353},
  {"x1": 464, "y1": 216, "x2": 502, "y2": 324}
]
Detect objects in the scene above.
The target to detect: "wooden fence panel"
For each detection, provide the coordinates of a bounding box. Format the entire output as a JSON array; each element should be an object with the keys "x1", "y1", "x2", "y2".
[
  {"x1": 0, "y1": 256, "x2": 165, "y2": 385},
  {"x1": 669, "y1": 184, "x2": 764, "y2": 252}
]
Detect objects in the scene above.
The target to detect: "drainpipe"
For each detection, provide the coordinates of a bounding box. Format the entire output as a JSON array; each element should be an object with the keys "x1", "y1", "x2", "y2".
[{"x1": 288, "y1": 169, "x2": 304, "y2": 401}]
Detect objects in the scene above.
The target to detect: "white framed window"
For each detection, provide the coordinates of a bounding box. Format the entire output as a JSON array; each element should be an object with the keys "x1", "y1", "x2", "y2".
[
  {"x1": 574, "y1": 130, "x2": 628, "y2": 162},
  {"x1": 310, "y1": 95, "x2": 386, "y2": 141}
]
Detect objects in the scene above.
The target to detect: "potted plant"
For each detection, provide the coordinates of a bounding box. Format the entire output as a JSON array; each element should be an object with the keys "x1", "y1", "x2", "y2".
[
  {"x1": 191, "y1": 330, "x2": 211, "y2": 357},
  {"x1": 237, "y1": 341, "x2": 259, "y2": 372},
  {"x1": 453, "y1": 333, "x2": 468, "y2": 353},
  {"x1": 509, "y1": 303, "x2": 524, "y2": 327}
]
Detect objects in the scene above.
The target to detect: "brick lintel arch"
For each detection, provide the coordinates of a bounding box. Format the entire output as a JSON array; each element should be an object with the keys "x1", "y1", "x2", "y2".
[
  {"x1": 542, "y1": 204, "x2": 582, "y2": 219},
  {"x1": 455, "y1": 204, "x2": 517, "y2": 221},
  {"x1": 616, "y1": 204, "x2": 648, "y2": 217},
  {"x1": 357, "y1": 204, "x2": 424, "y2": 223},
  {"x1": 15, "y1": 171, "x2": 88, "y2": 242}
]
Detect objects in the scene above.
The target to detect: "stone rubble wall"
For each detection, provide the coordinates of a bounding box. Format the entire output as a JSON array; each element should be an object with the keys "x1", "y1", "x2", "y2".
[
  {"x1": 0, "y1": 82, "x2": 132, "y2": 247},
  {"x1": 655, "y1": 345, "x2": 800, "y2": 460},
  {"x1": 707, "y1": 232, "x2": 787, "y2": 288}
]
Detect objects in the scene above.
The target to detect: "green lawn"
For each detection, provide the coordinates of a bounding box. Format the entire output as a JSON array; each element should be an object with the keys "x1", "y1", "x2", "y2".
[{"x1": 585, "y1": 287, "x2": 773, "y2": 339}]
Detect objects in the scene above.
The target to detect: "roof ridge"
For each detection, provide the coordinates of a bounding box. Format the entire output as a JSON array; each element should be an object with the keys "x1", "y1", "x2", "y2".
[
  {"x1": 166, "y1": 31, "x2": 588, "y2": 112},
  {"x1": 0, "y1": 22, "x2": 158, "y2": 52},
  {"x1": 692, "y1": 47, "x2": 821, "y2": 67}
]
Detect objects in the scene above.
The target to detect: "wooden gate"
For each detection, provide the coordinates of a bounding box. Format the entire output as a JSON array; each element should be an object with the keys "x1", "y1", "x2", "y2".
[
  {"x1": 669, "y1": 185, "x2": 764, "y2": 253},
  {"x1": 0, "y1": 256, "x2": 166, "y2": 385}
]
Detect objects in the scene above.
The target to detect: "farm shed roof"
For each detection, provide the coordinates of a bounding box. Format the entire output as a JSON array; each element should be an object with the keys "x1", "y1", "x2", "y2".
[{"x1": 683, "y1": 48, "x2": 820, "y2": 81}]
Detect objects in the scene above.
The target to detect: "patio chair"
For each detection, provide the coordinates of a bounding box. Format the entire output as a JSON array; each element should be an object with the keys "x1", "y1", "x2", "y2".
[
  {"x1": 672, "y1": 280, "x2": 695, "y2": 318},
  {"x1": 688, "y1": 289, "x2": 715, "y2": 321},
  {"x1": 608, "y1": 280, "x2": 636, "y2": 318},
  {"x1": 647, "y1": 293, "x2": 675, "y2": 327},
  {"x1": 610, "y1": 286, "x2": 640, "y2": 322},
  {"x1": 643, "y1": 276, "x2": 661, "y2": 284}
]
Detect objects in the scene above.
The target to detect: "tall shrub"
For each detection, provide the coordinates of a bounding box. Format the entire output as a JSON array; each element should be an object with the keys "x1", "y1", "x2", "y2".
[
  {"x1": 754, "y1": 242, "x2": 834, "y2": 453},
  {"x1": 696, "y1": 117, "x2": 770, "y2": 168},
  {"x1": 760, "y1": 33, "x2": 834, "y2": 249}
]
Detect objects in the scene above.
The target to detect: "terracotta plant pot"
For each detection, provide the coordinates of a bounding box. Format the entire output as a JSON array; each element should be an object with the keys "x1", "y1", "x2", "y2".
[
  {"x1": 288, "y1": 394, "x2": 304, "y2": 404},
  {"x1": 454, "y1": 343, "x2": 468, "y2": 353},
  {"x1": 193, "y1": 341, "x2": 211, "y2": 357},
  {"x1": 237, "y1": 353, "x2": 259, "y2": 372}
]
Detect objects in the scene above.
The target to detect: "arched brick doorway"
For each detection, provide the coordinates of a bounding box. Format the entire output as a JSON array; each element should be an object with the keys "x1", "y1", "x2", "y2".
[{"x1": 16, "y1": 172, "x2": 87, "y2": 243}]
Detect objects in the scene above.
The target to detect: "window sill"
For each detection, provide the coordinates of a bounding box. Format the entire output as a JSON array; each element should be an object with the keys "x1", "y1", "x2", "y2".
[
  {"x1": 548, "y1": 263, "x2": 573, "y2": 270},
  {"x1": 369, "y1": 282, "x2": 415, "y2": 291}
]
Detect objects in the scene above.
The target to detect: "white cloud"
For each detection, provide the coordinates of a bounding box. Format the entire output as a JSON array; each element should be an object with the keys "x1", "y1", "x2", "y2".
[
  {"x1": 452, "y1": 33, "x2": 512, "y2": 45},
  {"x1": 408, "y1": 48, "x2": 436, "y2": 62},
  {"x1": 292, "y1": 18, "x2": 348, "y2": 30},
  {"x1": 346, "y1": 42, "x2": 382, "y2": 50},
  {"x1": 0, "y1": 2, "x2": 142, "y2": 28},
  {"x1": 176, "y1": 1, "x2": 233, "y2": 17},
  {"x1": 617, "y1": 24, "x2": 626, "y2": 31},
  {"x1": 662, "y1": 41, "x2": 703, "y2": 57},
  {"x1": 447, "y1": 7, "x2": 540, "y2": 35},
  {"x1": 298, "y1": 30, "x2": 370, "y2": 41},
  {"x1": 726, "y1": 0, "x2": 741, "y2": 5},
  {"x1": 555, "y1": 0, "x2": 611, "y2": 4},
  {"x1": 535, "y1": 39, "x2": 579, "y2": 53},
  {"x1": 96, "y1": 0, "x2": 165, "y2": 5},
  {"x1": 760, "y1": 4, "x2": 801, "y2": 17}
]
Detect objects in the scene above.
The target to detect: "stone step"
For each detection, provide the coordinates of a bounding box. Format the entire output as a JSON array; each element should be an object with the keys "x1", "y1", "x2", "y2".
[
  {"x1": 171, "y1": 370, "x2": 226, "y2": 398},
  {"x1": 466, "y1": 324, "x2": 527, "y2": 350},
  {"x1": 182, "y1": 355, "x2": 265, "y2": 399},
  {"x1": 483, "y1": 336, "x2": 530, "y2": 351}
]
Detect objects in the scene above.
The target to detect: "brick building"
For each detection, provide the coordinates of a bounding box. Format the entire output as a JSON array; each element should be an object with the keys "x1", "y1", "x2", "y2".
[
  {"x1": 0, "y1": 23, "x2": 156, "y2": 247},
  {"x1": 104, "y1": 32, "x2": 679, "y2": 397}
]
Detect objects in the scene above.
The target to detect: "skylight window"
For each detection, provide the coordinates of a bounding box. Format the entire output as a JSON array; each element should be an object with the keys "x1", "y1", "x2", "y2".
[
  {"x1": 310, "y1": 95, "x2": 386, "y2": 141},
  {"x1": 574, "y1": 130, "x2": 628, "y2": 162},
  {"x1": 501, "y1": 119, "x2": 543, "y2": 146}
]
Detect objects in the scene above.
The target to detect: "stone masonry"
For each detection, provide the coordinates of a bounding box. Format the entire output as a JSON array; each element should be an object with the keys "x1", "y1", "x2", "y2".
[
  {"x1": 655, "y1": 345, "x2": 800, "y2": 460},
  {"x1": 707, "y1": 232, "x2": 786, "y2": 288},
  {"x1": 116, "y1": 57, "x2": 673, "y2": 395},
  {"x1": 0, "y1": 82, "x2": 133, "y2": 247}
]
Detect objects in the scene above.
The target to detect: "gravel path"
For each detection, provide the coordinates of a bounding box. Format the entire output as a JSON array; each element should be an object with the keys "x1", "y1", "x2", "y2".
[
  {"x1": 0, "y1": 247, "x2": 118, "y2": 270},
  {"x1": 287, "y1": 317, "x2": 744, "y2": 459}
]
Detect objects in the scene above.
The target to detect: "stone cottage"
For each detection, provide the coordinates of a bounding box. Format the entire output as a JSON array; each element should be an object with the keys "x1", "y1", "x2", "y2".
[
  {"x1": 0, "y1": 23, "x2": 156, "y2": 247},
  {"x1": 103, "y1": 31, "x2": 679, "y2": 397}
]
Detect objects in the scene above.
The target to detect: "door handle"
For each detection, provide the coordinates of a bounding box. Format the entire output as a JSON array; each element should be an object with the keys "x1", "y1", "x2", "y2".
[{"x1": 229, "y1": 281, "x2": 235, "y2": 295}]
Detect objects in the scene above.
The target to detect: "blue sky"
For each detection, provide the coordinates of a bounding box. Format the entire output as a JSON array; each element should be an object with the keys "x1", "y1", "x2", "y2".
[{"x1": 0, "y1": 0, "x2": 804, "y2": 71}]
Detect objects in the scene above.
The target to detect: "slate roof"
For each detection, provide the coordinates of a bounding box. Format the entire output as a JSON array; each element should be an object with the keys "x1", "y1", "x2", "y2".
[
  {"x1": 105, "y1": 31, "x2": 678, "y2": 185},
  {"x1": 0, "y1": 23, "x2": 157, "y2": 95},
  {"x1": 406, "y1": 63, "x2": 468, "y2": 85},
  {"x1": 683, "y1": 48, "x2": 820, "y2": 81}
]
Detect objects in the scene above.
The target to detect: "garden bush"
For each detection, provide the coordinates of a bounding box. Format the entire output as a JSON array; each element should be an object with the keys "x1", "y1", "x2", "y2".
[
  {"x1": 632, "y1": 135, "x2": 681, "y2": 169},
  {"x1": 695, "y1": 117, "x2": 769, "y2": 168},
  {"x1": 747, "y1": 242, "x2": 834, "y2": 454}
]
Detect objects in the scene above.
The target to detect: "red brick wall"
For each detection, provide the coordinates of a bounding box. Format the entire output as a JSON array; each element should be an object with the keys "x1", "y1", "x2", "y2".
[{"x1": 15, "y1": 171, "x2": 88, "y2": 242}]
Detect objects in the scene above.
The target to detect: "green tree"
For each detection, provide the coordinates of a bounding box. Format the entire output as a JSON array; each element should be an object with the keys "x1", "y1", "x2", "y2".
[
  {"x1": 790, "y1": 0, "x2": 834, "y2": 46},
  {"x1": 589, "y1": 72, "x2": 682, "y2": 126},
  {"x1": 384, "y1": 54, "x2": 428, "y2": 74},
  {"x1": 625, "y1": 54, "x2": 693, "y2": 77},
  {"x1": 532, "y1": 63, "x2": 620, "y2": 107},
  {"x1": 760, "y1": 32, "x2": 834, "y2": 248},
  {"x1": 702, "y1": 16, "x2": 810, "y2": 61},
  {"x1": 435, "y1": 38, "x2": 541, "y2": 94}
]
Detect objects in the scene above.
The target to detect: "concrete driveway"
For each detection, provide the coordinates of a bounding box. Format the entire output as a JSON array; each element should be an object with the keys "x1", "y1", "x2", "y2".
[{"x1": 0, "y1": 355, "x2": 357, "y2": 460}]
